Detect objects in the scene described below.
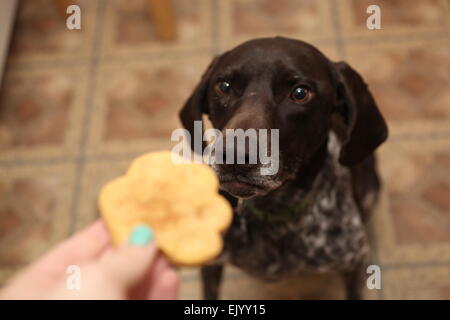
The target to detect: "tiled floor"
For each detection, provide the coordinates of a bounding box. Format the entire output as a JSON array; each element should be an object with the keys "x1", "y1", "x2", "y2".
[{"x1": 0, "y1": 0, "x2": 449, "y2": 299}]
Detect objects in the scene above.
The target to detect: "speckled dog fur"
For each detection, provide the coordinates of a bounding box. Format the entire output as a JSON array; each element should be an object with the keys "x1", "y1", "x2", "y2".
[
  {"x1": 218, "y1": 133, "x2": 371, "y2": 280},
  {"x1": 179, "y1": 37, "x2": 388, "y2": 299}
]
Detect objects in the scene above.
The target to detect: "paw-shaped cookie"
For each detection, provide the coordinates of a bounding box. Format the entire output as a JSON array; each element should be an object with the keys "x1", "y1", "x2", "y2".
[{"x1": 98, "y1": 151, "x2": 232, "y2": 266}]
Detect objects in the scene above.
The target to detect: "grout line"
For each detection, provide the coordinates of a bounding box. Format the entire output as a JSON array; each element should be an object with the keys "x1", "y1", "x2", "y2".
[
  {"x1": 330, "y1": 0, "x2": 382, "y2": 299},
  {"x1": 4, "y1": 32, "x2": 449, "y2": 71},
  {"x1": 5, "y1": 57, "x2": 91, "y2": 70},
  {"x1": 210, "y1": 0, "x2": 221, "y2": 55},
  {"x1": 341, "y1": 30, "x2": 449, "y2": 45},
  {"x1": 0, "y1": 150, "x2": 155, "y2": 168},
  {"x1": 367, "y1": 217, "x2": 384, "y2": 300},
  {"x1": 329, "y1": 0, "x2": 345, "y2": 59},
  {"x1": 67, "y1": 0, "x2": 106, "y2": 235},
  {"x1": 2, "y1": 131, "x2": 450, "y2": 168},
  {"x1": 0, "y1": 156, "x2": 74, "y2": 167},
  {"x1": 6, "y1": 48, "x2": 213, "y2": 70},
  {"x1": 98, "y1": 45, "x2": 215, "y2": 62},
  {"x1": 179, "y1": 260, "x2": 450, "y2": 283},
  {"x1": 380, "y1": 260, "x2": 450, "y2": 271},
  {"x1": 389, "y1": 131, "x2": 450, "y2": 141}
]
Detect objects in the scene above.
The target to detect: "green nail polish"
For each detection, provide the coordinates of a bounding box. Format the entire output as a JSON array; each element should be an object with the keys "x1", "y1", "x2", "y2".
[{"x1": 129, "y1": 224, "x2": 153, "y2": 246}]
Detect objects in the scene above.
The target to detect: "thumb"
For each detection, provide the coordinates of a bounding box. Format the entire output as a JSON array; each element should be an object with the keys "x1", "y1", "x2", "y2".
[
  {"x1": 97, "y1": 244, "x2": 158, "y2": 289},
  {"x1": 49, "y1": 225, "x2": 159, "y2": 300},
  {"x1": 97, "y1": 225, "x2": 158, "y2": 288}
]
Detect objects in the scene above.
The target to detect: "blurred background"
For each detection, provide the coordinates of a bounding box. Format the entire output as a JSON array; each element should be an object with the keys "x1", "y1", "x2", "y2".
[{"x1": 0, "y1": 0, "x2": 449, "y2": 299}]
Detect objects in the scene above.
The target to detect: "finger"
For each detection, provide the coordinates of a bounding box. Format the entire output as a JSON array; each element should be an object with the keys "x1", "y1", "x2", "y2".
[
  {"x1": 6, "y1": 219, "x2": 111, "y2": 290},
  {"x1": 50, "y1": 245, "x2": 159, "y2": 300},
  {"x1": 129, "y1": 253, "x2": 169, "y2": 299},
  {"x1": 135, "y1": 253, "x2": 179, "y2": 300},
  {"x1": 32, "y1": 220, "x2": 111, "y2": 273},
  {"x1": 97, "y1": 244, "x2": 158, "y2": 289},
  {"x1": 147, "y1": 266, "x2": 180, "y2": 300}
]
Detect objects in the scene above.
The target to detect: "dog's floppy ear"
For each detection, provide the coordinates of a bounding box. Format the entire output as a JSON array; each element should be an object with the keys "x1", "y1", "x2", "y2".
[
  {"x1": 332, "y1": 61, "x2": 388, "y2": 166},
  {"x1": 179, "y1": 56, "x2": 220, "y2": 147}
]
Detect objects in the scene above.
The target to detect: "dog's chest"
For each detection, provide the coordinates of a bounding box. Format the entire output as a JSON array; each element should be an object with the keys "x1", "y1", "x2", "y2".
[{"x1": 220, "y1": 144, "x2": 369, "y2": 279}]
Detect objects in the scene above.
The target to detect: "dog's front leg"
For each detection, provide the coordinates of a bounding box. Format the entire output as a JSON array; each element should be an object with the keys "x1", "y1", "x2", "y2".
[
  {"x1": 201, "y1": 264, "x2": 224, "y2": 300},
  {"x1": 343, "y1": 262, "x2": 365, "y2": 300}
]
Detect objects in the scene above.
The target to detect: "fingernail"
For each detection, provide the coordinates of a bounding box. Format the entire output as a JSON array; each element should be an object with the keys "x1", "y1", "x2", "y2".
[{"x1": 129, "y1": 224, "x2": 153, "y2": 246}]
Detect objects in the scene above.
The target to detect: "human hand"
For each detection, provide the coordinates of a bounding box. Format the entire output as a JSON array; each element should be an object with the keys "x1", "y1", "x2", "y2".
[{"x1": 0, "y1": 220, "x2": 179, "y2": 300}]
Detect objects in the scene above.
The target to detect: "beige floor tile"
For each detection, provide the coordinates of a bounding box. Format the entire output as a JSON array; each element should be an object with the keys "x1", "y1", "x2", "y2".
[
  {"x1": 0, "y1": 162, "x2": 75, "y2": 284},
  {"x1": 74, "y1": 157, "x2": 134, "y2": 232},
  {"x1": 100, "y1": 0, "x2": 213, "y2": 59},
  {"x1": 383, "y1": 265, "x2": 450, "y2": 299},
  {"x1": 0, "y1": 64, "x2": 89, "y2": 161},
  {"x1": 344, "y1": 39, "x2": 450, "y2": 137},
  {"x1": 1, "y1": 0, "x2": 449, "y2": 301},
  {"x1": 373, "y1": 137, "x2": 450, "y2": 265},
  {"x1": 217, "y1": 0, "x2": 336, "y2": 49},
  {"x1": 179, "y1": 265, "x2": 382, "y2": 300},
  {"x1": 8, "y1": 0, "x2": 98, "y2": 65},
  {"x1": 85, "y1": 55, "x2": 212, "y2": 157},
  {"x1": 219, "y1": 40, "x2": 341, "y2": 63},
  {"x1": 337, "y1": 0, "x2": 450, "y2": 40}
]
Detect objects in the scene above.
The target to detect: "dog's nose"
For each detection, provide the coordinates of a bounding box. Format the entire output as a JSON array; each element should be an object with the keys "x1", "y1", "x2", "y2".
[
  {"x1": 217, "y1": 103, "x2": 270, "y2": 170},
  {"x1": 222, "y1": 147, "x2": 252, "y2": 164},
  {"x1": 214, "y1": 136, "x2": 260, "y2": 174},
  {"x1": 220, "y1": 131, "x2": 257, "y2": 162}
]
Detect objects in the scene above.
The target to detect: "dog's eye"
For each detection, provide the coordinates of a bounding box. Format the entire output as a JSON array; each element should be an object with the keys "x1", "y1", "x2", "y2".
[
  {"x1": 215, "y1": 81, "x2": 231, "y2": 96},
  {"x1": 290, "y1": 86, "x2": 311, "y2": 103}
]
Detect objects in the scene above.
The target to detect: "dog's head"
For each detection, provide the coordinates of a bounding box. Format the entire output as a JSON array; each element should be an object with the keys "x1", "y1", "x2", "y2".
[{"x1": 179, "y1": 37, "x2": 388, "y2": 199}]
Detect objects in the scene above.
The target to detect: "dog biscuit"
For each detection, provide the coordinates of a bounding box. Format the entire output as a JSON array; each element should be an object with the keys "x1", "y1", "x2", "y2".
[{"x1": 98, "y1": 151, "x2": 232, "y2": 266}]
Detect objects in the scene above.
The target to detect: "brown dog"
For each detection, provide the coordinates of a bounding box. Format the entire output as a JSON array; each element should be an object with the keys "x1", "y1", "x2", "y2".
[{"x1": 179, "y1": 37, "x2": 388, "y2": 299}]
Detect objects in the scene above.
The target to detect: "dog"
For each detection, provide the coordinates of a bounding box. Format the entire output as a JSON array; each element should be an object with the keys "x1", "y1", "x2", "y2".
[{"x1": 179, "y1": 37, "x2": 388, "y2": 300}]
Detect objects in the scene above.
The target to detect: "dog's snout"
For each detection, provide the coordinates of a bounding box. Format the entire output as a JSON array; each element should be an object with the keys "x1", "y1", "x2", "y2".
[
  {"x1": 222, "y1": 145, "x2": 253, "y2": 165},
  {"x1": 214, "y1": 137, "x2": 255, "y2": 166}
]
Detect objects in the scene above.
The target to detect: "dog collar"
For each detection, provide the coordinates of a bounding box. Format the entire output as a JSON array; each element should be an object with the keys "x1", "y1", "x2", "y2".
[{"x1": 239, "y1": 197, "x2": 310, "y2": 222}]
